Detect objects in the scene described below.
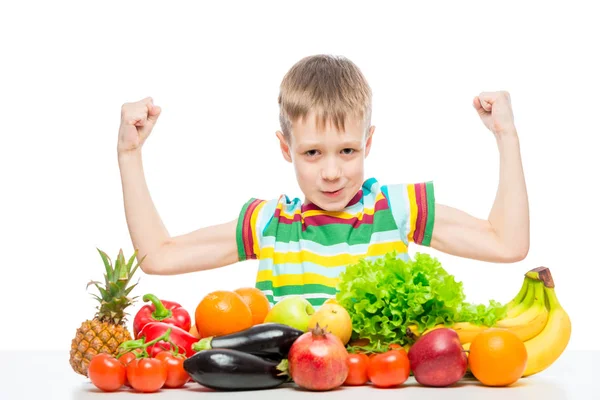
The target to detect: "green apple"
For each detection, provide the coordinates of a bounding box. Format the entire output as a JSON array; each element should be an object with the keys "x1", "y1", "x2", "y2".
[{"x1": 264, "y1": 296, "x2": 315, "y2": 332}]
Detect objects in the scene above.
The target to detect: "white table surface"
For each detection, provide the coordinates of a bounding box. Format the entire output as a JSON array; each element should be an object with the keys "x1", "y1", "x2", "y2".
[{"x1": 0, "y1": 350, "x2": 595, "y2": 399}]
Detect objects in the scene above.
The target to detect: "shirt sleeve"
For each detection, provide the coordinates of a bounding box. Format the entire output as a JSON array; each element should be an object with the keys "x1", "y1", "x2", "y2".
[
  {"x1": 381, "y1": 181, "x2": 436, "y2": 247},
  {"x1": 236, "y1": 197, "x2": 278, "y2": 261}
]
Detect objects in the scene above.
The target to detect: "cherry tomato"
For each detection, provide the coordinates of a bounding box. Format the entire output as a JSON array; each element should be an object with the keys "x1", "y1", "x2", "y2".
[
  {"x1": 148, "y1": 342, "x2": 173, "y2": 358},
  {"x1": 154, "y1": 351, "x2": 190, "y2": 388},
  {"x1": 367, "y1": 349, "x2": 410, "y2": 388},
  {"x1": 344, "y1": 353, "x2": 370, "y2": 386},
  {"x1": 127, "y1": 358, "x2": 167, "y2": 393},
  {"x1": 88, "y1": 353, "x2": 126, "y2": 392},
  {"x1": 119, "y1": 352, "x2": 137, "y2": 365},
  {"x1": 388, "y1": 343, "x2": 402, "y2": 351},
  {"x1": 118, "y1": 351, "x2": 139, "y2": 387}
]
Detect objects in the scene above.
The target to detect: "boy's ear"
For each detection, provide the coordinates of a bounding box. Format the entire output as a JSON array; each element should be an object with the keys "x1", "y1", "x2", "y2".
[
  {"x1": 276, "y1": 130, "x2": 293, "y2": 163},
  {"x1": 365, "y1": 126, "x2": 375, "y2": 158}
]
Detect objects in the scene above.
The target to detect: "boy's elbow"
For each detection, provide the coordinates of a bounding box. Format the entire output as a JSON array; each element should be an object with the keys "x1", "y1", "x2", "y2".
[
  {"x1": 136, "y1": 245, "x2": 169, "y2": 275},
  {"x1": 139, "y1": 260, "x2": 159, "y2": 275},
  {"x1": 507, "y1": 249, "x2": 528, "y2": 263},
  {"x1": 516, "y1": 244, "x2": 530, "y2": 262},
  {"x1": 505, "y1": 241, "x2": 530, "y2": 263},
  {"x1": 138, "y1": 255, "x2": 159, "y2": 275}
]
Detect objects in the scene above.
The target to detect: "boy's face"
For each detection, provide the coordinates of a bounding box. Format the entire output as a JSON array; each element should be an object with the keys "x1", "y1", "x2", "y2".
[{"x1": 277, "y1": 113, "x2": 375, "y2": 212}]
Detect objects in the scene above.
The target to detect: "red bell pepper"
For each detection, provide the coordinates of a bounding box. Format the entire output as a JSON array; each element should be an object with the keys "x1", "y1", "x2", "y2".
[
  {"x1": 133, "y1": 293, "x2": 192, "y2": 339},
  {"x1": 138, "y1": 321, "x2": 198, "y2": 357}
]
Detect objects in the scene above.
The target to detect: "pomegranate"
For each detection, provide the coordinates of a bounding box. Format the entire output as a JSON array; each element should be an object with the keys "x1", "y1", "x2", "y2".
[{"x1": 287, "y1": 323, "x2": 349, "y2": 391}]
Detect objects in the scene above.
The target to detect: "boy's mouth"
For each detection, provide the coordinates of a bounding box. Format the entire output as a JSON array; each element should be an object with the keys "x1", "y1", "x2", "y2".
[{"x1": 322, "y1": 188, "x2": 343, "y2": 198}]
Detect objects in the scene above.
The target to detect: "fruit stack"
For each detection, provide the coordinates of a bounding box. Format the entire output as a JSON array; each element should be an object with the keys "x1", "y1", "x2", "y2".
[
  {"x1": 404, "y1": 266, "x2": 571, "y2": 385},
  {"x1": 182, "y1": 266, "x2": 572, "y2": 391},
  {"x1": 70, "y1": 249, "x2": 571, "y2": 393}
]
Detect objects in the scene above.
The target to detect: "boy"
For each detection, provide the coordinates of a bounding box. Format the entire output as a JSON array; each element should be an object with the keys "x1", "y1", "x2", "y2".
[{"x1": 117, "y1": 55, "x2": 529, "y2": 308}]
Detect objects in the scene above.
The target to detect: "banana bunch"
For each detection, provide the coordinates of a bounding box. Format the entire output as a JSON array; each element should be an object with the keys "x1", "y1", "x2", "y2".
[{"x1": 407, "y1": 266, "x2": 571, "y2": 377}]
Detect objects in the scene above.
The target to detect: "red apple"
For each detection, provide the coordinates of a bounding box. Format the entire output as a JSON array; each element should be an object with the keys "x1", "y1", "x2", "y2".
[{"x1": 407, "y1": 328, "x2": 468, "y2": 387}]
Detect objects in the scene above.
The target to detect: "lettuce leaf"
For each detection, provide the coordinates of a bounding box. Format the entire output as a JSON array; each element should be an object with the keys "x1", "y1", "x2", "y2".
[{"x1": 336, "y1": 252, "x2": 507, "y2": 348}]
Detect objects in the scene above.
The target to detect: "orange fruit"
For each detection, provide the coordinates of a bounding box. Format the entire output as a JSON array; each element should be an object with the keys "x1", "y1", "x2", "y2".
[
  {"x1": 189, "y1": 325, "x2": 201, "y2": 339},
  {"x1": 468, "y1": 329, "x2": 528, "y2": 386},
  {"x1": 195, "y1": 290, "x2": 253, "y2": 338},
  {"x1": 234, "y1": 287, "x2": 272, "y2": 325}
]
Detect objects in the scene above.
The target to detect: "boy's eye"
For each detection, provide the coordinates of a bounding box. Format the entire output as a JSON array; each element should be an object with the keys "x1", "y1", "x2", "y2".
[
  {"x1": 341, "y1": 148, "x2": 355, "y2": 155},
  {"x1": 305, "y1": 150, "x2": 319, "y2": 157}
]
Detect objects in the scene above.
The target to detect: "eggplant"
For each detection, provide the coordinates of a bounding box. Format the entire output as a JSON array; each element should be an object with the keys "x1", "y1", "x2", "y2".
[
  {"x1": 183, "y1": 348, "x2": 289, "y2": 391},
  {"x1": 192, "y1": 323, "x2": 303, "y2": 359}
]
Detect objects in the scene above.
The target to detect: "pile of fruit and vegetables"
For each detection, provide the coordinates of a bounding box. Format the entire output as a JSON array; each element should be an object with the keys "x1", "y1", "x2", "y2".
[{"x1": 70, "y1": 249, "x2": 571, "y2": 393}]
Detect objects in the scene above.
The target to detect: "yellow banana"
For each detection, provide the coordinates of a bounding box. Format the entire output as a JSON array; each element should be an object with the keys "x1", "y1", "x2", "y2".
[
  {"x1": 522, "y1": 284, "x2": 571, "y2": 377},
  {"x1": 405, "y1": 268, "x2": 555, "y2": 348},
  {"x1": 504, "y1": 276, "x2": 531, "y2": 318},
  {"x1": 504, "y1": 278, "x2": 537, "y2": 318},
  {"x1": 449, "y1": 322, "x2": 489, "y2": 344},
  {"x1": 462, "y1": 342, "x2": 472, "y2": 373},
  {"x1": 494, "y1": 280, "x2": 549, "y2": 341},
  {"x1": 407, "y1": 322, "x2": 484, "y2": 344},
  {"x1": 446, "y1": 278, "x2": 540, "y2": 344},
  {"x1": 409, "y1": 278, "x2": 548, "y2": 344}
]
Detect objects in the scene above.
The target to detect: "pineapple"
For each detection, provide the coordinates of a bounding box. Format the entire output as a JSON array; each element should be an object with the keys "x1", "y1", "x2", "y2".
[{"x1": 69, "y1": 248, "x2": 143, "y2": 376}]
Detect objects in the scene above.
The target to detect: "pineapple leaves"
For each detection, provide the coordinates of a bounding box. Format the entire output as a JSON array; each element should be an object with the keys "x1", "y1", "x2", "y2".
[
  {"x1": 97, "y1": 248, "x2": 113, "y2": 281},
  {"x1": 87, "y1": 280, "x2": 110, "y2": 301},
  {"x1": 129, "y1": 254, "x2": 146, "y2": 280},
  {"x1": 90, "y1": 294, "x2": 102, "y2": 302},
  {"x1": 125, "y1": 251, "x2": 138, "y2": 277},
  {"x1": 114, "y1": 249, "x2": 125, "y2": 283},
  {"x1": 87, "y1": 280, "x2": 107, "y2": 300},
  {"x1": 86, "y1": 280, "x2": 102, "y2": 290},
  {"x1": 125, "y1": 279, "x2": 140, "y2": 296},
  {"x1": 109, "y1": 281, "x2": 121, "y2": 298},
  {"x1": 91, "y1": 248, "x2": 142, "y2": 324}
]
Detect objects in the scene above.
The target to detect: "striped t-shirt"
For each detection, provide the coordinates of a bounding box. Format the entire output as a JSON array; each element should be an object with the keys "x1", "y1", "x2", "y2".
[{"x1": 236, "y1": 177, "x2": 435, "y2": 309}]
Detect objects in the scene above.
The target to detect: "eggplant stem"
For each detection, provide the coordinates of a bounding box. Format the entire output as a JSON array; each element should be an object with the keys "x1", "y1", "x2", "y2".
[{"x1": 276, "y1": 359, "x2": 289, "y2": 378}]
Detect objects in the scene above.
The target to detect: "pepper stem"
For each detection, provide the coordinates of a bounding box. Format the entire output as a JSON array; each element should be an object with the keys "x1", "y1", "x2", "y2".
[
  {"x1": 143, "y1": 293, "x2": 173, "y2": 320},
  {"x1": 118, "y1": 327, "x2": 173, "y2": 358}
]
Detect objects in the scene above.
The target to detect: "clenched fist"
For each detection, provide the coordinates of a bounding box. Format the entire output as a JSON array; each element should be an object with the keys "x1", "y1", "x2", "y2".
[
  {"x1": 118, "y1": 97, "x2": 162, "y2": 154},
  {"x1": 473, "y1": 91, "x2": 516, "y2": 137}
]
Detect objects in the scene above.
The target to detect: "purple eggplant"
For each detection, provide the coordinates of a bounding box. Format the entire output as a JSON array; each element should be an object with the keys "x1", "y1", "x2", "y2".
[
  {"x1": 192, "y1": 323, "x2": 303, "y2": 359},
  {"x1": 183, "y1": 348, "x2": 289, "y2": 391}
]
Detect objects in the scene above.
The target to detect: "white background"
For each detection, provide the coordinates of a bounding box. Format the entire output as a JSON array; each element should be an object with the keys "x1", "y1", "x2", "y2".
[{"x1": 1, "y1": 0, "x2": 598, "y2": 352}]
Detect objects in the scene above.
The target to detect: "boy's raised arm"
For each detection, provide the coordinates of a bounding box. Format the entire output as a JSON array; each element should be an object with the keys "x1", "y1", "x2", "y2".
[
  {"x1": 117, "y1": 97, "x2": 239, "y2": 275},
  {"x1": 430, "y1": 91, "x2": 530, "y2": 263}
]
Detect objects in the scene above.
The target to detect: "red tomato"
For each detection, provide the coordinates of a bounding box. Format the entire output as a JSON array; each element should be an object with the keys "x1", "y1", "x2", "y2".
[
  {"x1": 126, "y1": 358, "x2": 167, "y2": 393},
  {"x1": 88, "y1": 353, "x2": 126, "y2": 392},
  {"x1": 118, "y1": 351, "x2": 139, "y2": 387},
  {"x1": 344, "y1": 353, "x2": 370, "y2": 386},
  {"x1": 367, "y1": 349, "x2": 410, "y2": 388},
  {"x1": 119, "y1": 352, "x2": 137, "y2": 365},
  {"x1": 148, "y1": 342, "x2": 172, "y2": 358},
  {"x1": 154, "y1": 351, "x2": 190, "y2": 388}
]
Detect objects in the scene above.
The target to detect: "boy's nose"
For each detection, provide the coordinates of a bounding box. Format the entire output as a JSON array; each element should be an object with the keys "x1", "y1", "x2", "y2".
[{"x1": 321, "y1": 160, "x2": 342, "y2": 181}]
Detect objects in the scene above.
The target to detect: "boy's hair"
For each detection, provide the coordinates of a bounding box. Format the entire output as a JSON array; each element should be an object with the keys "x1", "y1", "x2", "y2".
[{"x1": 278, "y1": 54, "x2": 372, "y2": 142}]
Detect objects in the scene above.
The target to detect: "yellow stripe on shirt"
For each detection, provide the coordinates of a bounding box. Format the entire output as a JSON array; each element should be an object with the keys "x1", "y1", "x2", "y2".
[
  {"x1": 259, "y1": 240, "x2": 408, "y2": 267},
  {"x1": 256, "y1": 270, "x2": 340, "y2": 288},
  {"x1": 407, "y1": 184, "x2": 418, "y2": 242}
]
